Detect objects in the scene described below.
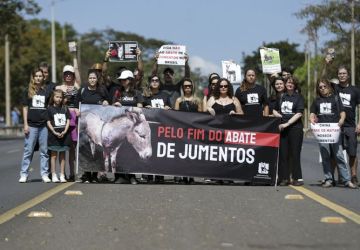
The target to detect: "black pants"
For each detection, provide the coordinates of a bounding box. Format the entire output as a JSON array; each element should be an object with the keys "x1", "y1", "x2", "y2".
[{"x1": 279, "y1": 126, "x2": 303, "y2": 181}]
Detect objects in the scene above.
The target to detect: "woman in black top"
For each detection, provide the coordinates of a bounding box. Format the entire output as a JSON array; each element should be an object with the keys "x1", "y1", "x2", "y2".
[
  {"x1": 112, "y1": 70, "x2": 143, "y2": 184},
  {"x1": 78, "y1": 69, "x2": 109, "y2": 183},
  {"x1": 143, "y1": 74, "x2": 171, "y2": 110},
  {"x1": 175, "y1": 78, "x2": 202, "y2": 113},
  {"x1": 143, "y1": 74, "x2": 170, "y2": 183},
  {"x1": 202, "y1": 75, "x2": 219, "y2": 112},
  {"x1": 268, "y1": 76, "x2": 285, "y2": 115},
  {"x1": 19, "y1": 68, "x2": 52, "y2": 183},
  {"x1": 310, "y1": 79, "x2": 356, "y2": 188},
  {"x1": 235, "y1": 69, "x2": 269, "y2": 117},
  {"x1": 207, "y1": 78, "x2": 243, "y2": 116},
  {"x1": 273, "y1": 76, "x2": 304, "y2": 186},
  {"x1": 174, "y1": 78, "x2": 202, "y2": 184}
]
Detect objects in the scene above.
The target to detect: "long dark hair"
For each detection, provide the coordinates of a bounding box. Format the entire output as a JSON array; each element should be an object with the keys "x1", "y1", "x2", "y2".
[
  {"x1": 213, "y1": 78, "x2": 234, "y2": 99},
  {"x1": 207, "y1": 76, "x2": 220, "y2": 99}
]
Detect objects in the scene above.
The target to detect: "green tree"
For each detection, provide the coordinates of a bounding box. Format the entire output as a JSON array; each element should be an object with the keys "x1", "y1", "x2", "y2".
[{"x1": 295, "y1": 0, "x2": 360, "y2": 84}]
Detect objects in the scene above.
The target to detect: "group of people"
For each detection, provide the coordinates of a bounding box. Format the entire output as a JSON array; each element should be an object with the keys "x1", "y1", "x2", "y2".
[{"x1": 17, "y1": 47, "x2": 359, "y2": 188}]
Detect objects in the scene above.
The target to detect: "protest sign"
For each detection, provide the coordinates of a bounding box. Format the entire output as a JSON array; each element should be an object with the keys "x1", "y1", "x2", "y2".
[
  {"x1": 222, "y1": 61, "x2": 242, "y2": 83},
  {"x1": 78, "y1": 105, "x2": 280, "y2": 184},
  {"x1": 109, "y1": 41, "x2": 138, "y2": 62},
  {"x1": 260, "y1": 47, "x2": 281, "y2": 74},
  {"x1": 157, "y1": 45, "x2": 186, "y2": 66},
  {"x1": 310, "y1": 123, "x2": 341, "y2": 144}
]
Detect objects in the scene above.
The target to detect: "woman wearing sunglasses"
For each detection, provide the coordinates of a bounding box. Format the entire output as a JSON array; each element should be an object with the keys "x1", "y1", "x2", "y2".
[
  {"x1": 310, "y1": 79, "x2": 356, "y2": 188},
  {"x1": 206, "y1": 78, "x2": 243, "y2": 116}
]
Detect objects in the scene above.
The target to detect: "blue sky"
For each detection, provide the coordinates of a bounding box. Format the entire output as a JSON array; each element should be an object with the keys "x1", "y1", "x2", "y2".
[{"x1": 30, "y1": 0, "x2": 327, "y2": 75}]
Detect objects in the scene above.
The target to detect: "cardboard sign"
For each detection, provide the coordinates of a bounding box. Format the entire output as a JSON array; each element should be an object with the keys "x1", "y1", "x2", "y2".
[
  {"x1": 157, "y1": 45, "x2": 186, "y2": 66},
  {"x1": 310, "y1": 123, "x2": 341, "y2": 144},
  {"x1": 260, "y1": 47, "x2": 281, "y2": 74},
  {"x1": 109, "y1": 41, "x2": 138, "y2": 62},
  {"x1": 222, "y1": 60, "x2": 242, "y2": 83}
]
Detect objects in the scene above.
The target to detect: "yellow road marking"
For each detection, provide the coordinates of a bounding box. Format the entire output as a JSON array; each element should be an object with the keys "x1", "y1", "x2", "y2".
[
  {"x1": 320, "y1": 216, "x2": 346, "y2": 224},
  {"x1": 28, "y1": 211, "x2": 53, "y2": 218},
  {"x1": 0, "y1": 182, "x2": 74, "y2": 225},
  {"x1": 291, "y1": 186, "x2": 360, "y2": 225},
  {"x1": 285, "y1": 194, "x2": 304, "y2": 200}
]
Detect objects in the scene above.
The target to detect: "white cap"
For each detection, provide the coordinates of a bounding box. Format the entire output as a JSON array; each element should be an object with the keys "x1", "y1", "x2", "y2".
[
  {"x1": 63, "y1": 65, "x2": 75, "y2": 73},
  {"x1": 117, "y1": 70, "x2": 134, "y2": 80}
]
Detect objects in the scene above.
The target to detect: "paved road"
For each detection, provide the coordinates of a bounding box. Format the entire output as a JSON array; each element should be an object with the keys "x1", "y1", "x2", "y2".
[{"x1": 0, "y1": 138, "x2": 359, "y2": 250}]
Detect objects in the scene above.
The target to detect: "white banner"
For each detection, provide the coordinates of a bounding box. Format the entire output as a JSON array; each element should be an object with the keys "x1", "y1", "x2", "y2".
[
  {"x1": 221, "y1": 60, "x2": 242, "y2": 83},
  {"x1": 158, "y1": 45, "x2": 186, "y2": 66},
  {"x1": 310, "y1": 123, "x2": 341, "y2": 144},
  {"x1": 260, "y1": 47, "x2": 281, "y2": 74}
]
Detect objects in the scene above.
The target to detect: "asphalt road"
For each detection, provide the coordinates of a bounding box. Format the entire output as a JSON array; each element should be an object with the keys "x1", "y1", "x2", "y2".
[{"x1": 0, "y1": 138, "x2": 359, "y2": 250}]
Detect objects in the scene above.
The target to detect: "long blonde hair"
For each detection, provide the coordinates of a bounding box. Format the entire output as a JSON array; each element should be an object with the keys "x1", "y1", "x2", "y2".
[
  {"x1": 180, "y1": 78, "x2": 201, "y2": 105},
  {"x1": 28, "y1": 68, "x2": 45, "y2": 98}
]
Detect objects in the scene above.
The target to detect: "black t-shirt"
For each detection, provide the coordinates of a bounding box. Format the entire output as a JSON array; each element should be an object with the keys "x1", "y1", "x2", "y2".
[
  {"x1": 310, "y1": 95, "x2": 344, "y2": 123},
  {"x1": 144, "y1": 91, "x2": 171, "y2": 108},
  {"x1": 78, "y1": 86, "x2": 109, "y2": 105},
  {"x1": 108, "y1": 83, "x2": 122, "y2": 105},
  {"x1": 235, "y1": 84, "x2": 268, "y2": 116},
  {"x1": 162, "y1": 82, "x2": 181, "y2": 109},
  {"x1": 275, "y1": 92, "x2": 304, "y2": 128},
  {"x1": 22, "y1": 86, "x2": 52, "y2": 127},
  {"x1": 47, "y1": 105, "x2": 71, "y2": 147},
  {"x1": 116, "y1": 90, "x2": 144, "y2": 107},
  {"x1": 334, "y1": 84, "x2": 360, "y2": 127}
]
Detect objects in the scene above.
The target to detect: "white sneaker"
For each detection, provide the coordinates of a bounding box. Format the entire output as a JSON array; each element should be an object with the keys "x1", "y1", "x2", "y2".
[
  {"x1": 59, "y1": 174, "x2": 67, "y2": 183},
  {"x1": 51, "y1": 174, "x2": 60, "y2": 183},
  {"x1": 42, "y1": 175, "x2": 51, "y2": 183},
  {"x1": 19, "y1": 175, "x2": 27, "y2": 183}
]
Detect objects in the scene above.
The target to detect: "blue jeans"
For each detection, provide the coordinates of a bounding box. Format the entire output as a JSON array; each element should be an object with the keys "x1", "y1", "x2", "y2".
[
  {"x1": 20, "y1": 126, "x2": 49, "y2": 177},
  {"x1": 319, "y1": 142, "x2": 350, "y2": 182}
]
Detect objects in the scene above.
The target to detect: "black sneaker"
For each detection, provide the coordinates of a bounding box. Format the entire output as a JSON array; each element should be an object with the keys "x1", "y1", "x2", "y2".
[
  {"x1": 292, "y1": 179, "x2": 304, "y2": 186},
  {"x1": 129, "y1": 177, "x2": 138, "y2": 185},
  {"x1": 278, "y1": 180, "x2": 289, "y2": 186},
  {"x1": 114, "y1": 176, "x2": 130, "y2": 184}
]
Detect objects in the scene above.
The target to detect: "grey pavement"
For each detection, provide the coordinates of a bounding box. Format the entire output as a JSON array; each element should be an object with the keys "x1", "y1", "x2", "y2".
[{"x1": 0, "y1": 138, "x2": 359, "y2": 250}]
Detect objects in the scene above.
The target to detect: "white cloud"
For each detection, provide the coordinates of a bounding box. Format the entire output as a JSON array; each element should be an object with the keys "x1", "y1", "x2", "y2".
[{"x1": 189, "y1": 55, "x2": 222, "y2": 76}]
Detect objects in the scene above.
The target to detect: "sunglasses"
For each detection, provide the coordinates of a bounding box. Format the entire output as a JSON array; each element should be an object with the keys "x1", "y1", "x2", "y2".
[
  {"x1": 64, "y1": 72, "x2": 74, "y2": 76},
  {"x1": 319, "y1": 85, "x2": 328, "y2": 90},
  {"x1": 220, "y1": 85, "x2": 228, "y2": 89},
  {"x1": 151, "y1": 79, "x2": 159, "y2": 82},
  {"x1": 183, "y1": 85, "x2": 192, "y2": 89}
]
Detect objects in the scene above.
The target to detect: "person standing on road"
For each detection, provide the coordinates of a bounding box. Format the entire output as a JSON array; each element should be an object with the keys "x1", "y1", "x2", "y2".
[
  {"x1": 310, "y1": 79, "x2": 356, "y2": 188},
  {"x1": 235, "y1": 69, "x2": 269, "y2": 117},
  {"x1": 333, "y1": 66, "x2": 360, "y2": 186},
  {"x1": 112, "y1": 70, "x2": 143, "y2": 184},
  {"x1": 143, "y1": 74, "x2": 171, "y2": 183},
  {"x1": 47, "y1": 89, "x2": 71, "y2": 183},
  {"x1": 78, "y1": 69, "x2": 110, "y2": 183},
  {"x1": 273, "y1": 76, "x2": 304, "y2": 186},
  {"x1": 55, "y1": 61, "x2": 81, "y2": 182},
  {"x1": 19, "y1": 68, "x2": 52, "y2": 183},
  {"x1": 174, "y1": 78, "x2": 202, "y2": 184}
]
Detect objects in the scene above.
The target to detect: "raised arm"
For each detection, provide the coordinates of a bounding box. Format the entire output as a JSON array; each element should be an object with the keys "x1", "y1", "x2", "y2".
[{"x1": 151, "y1": 51, "x2": 160, "y2": 76}]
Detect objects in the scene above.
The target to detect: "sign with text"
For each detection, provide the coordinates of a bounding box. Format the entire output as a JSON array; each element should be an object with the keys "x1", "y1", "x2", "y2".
[
  {"x1": 157, "y1": 45, "x2": 186, "y2": 65},
  {"x1": 222, "y1": 60, "x2": 242, "y2": 83},
  {"x1": 311, "y1": 123, "x2": 341, "y2": 144},
  {"x1": 109, "y1": 41, "x2": 138, "y2": 62},
  {"x1": 78, "y1": 105, "x2": 280, "y2": 183},
  {"x1": 260, "y1": 47, "x2": 281, "y2": 74}
]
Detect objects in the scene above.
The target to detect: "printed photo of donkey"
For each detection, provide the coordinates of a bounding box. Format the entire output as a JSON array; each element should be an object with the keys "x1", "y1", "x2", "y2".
[{"x1": 79, "y1": 105, "x2": 152, "y2": 174}]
